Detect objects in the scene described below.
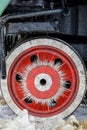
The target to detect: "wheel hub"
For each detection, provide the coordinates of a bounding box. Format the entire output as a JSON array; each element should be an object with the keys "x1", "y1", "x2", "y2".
[
  {"x1": 22, "y1": 62, "x2": 64, "y2": 105},
  {"x1": 35, "y1": 73, "x2": 52, "y2": 92}
]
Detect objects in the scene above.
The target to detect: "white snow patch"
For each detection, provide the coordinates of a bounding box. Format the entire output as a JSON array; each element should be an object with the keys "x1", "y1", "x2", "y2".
[{"x1": 0, "y1": 109, "x2": 36, "y2": 130}]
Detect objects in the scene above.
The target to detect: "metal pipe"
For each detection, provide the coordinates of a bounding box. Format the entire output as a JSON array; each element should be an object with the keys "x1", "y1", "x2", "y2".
[
  {"x1": 2, "y1": 8, "x2": 63, "y2": 23},
  {"x1": 0, "y1": 25, "x2": 6, "y2": 79}
]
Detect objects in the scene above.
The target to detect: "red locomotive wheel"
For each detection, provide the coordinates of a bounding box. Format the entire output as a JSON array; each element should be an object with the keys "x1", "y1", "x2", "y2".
[{"x1": 1, "y1": 38, "x2": 86, "y2": 119}]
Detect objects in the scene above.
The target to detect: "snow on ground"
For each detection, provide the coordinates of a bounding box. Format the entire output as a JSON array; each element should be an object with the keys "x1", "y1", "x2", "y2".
[
  {"x1": 74, "y1": 105, "x2": 87, "y2": 121},
  {"x1": 0, "y1": 95, "x2": 87, "y2": 130},
  {"x1": 0, "y1": 105, "x2": 87, "y2": 130},
  {"x1": 0, "y1": 105, "x2": 16, "y2": 119},
  {"x1": 0, "y1": 91, "x2": 87, "y2": 130}
]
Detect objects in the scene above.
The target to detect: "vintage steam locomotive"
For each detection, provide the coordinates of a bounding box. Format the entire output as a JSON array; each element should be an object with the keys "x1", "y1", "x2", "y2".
[{"x1": 0, "y1": 0, "x2": 87, "y2": 121}]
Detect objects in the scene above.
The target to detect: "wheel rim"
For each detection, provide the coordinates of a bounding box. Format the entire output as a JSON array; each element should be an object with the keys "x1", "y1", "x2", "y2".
[{"x1": 1, "y1": 38, "x2": 86, "y2": 119}]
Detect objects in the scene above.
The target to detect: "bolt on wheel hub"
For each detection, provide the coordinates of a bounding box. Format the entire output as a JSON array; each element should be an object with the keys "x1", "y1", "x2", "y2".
[{"x1": 1, "y1": 38, "x2": 86, "y2": 119}]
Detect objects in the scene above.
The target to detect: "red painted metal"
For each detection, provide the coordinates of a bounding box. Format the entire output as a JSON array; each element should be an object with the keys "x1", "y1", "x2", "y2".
[{"x1": 27, "y1": 66, "x2": 60, "y2": 99}]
